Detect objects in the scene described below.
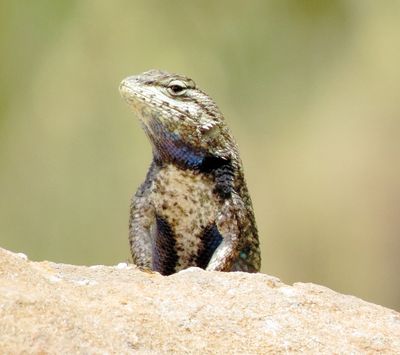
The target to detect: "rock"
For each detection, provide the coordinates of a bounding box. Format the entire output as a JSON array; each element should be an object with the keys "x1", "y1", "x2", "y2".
[{"x1": 0, "y1": 247, "x2": 399, "y2": 354}]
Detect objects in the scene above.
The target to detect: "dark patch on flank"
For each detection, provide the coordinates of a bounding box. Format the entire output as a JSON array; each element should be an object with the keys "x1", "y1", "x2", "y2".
[
  {"x1": 201, "y1": 156, "x2": 234, "y2": 199},
  {"x1": 200, "y1": 155, "x2": 226, "y2": 172},
  {"x1": 196, "y1": 223, "x2": 223, "y2": 269},
  {"x1": 152, "y1": 215, "x2": 178, "y2": 275},
  {"x1": 214, "y1": 161, "x2": 235, "y2": 199}
]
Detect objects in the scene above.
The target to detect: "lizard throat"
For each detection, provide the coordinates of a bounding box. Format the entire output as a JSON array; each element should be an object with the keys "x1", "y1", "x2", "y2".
[{"x1": 144, "y1": 119, "x2": 206, "y2": 169}]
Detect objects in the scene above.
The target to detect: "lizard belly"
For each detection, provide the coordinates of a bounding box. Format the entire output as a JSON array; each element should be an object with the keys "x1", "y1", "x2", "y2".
[{"x1": 151, "y1": 164, "x2": 222, "y2": 273}]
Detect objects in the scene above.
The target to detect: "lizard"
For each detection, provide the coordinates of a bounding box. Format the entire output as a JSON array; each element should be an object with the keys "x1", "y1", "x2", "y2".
[{"x1": 119, "y1": 69, "x2": 261, "y2": 275}]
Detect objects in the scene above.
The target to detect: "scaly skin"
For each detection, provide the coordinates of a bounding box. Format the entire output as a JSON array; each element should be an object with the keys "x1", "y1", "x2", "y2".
[{"x1": 119, "y1": 69, "x2": 260, "y2": 275}]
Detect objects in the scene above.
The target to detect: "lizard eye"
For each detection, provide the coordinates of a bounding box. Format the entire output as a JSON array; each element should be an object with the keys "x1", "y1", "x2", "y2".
[{"x1": 167, "y1": 80, "x2": 187, "y2": 96}]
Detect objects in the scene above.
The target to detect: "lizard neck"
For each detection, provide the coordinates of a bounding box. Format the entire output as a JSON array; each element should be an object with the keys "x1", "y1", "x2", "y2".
[
  {"x1": 148, "y1": 126, "x2": 206, "y2": 169},
  {"x1": 146, "y1": 122, "x2": 235, "y2": 200}
]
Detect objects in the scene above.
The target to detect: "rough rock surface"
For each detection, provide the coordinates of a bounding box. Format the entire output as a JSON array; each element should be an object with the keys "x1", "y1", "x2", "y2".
[{"x1": 0, "y1": 247, "x2": 399, "y2": 354}]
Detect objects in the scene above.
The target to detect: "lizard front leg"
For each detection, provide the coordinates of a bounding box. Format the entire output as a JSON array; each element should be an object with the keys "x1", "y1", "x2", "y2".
[
  {"x1": 129, "y1": 188, "x2": 155, "y2": 270},
  {"x1": 206, "y1": 193, "x2": 245, "y2": 271}
]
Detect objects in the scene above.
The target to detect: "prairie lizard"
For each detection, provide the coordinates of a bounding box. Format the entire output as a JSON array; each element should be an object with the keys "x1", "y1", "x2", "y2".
[{"x1": 119, "y1": 70, "x2": 261, "y2": 275}]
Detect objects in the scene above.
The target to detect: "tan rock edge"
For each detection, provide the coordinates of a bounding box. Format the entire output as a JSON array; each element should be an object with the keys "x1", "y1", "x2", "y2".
[{"x1": 0, "y1": 247, "x2": 399, "y2": 354}]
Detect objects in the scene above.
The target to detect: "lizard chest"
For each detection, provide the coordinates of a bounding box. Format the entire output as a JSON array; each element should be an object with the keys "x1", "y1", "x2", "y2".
[{"x1": 149, "y1": 164, "x2": 223, "y2": 273}]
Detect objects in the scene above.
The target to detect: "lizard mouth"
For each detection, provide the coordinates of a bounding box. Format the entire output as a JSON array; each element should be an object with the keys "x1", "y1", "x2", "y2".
[
  {"x1": 119, "y1": 77, "x2": 191, "y2": 125},
  {"x1": 119, "y1": 76, "x2": 211, "y2": 145},
  {"x1": 119, "y1": 81, "x2": 135, "y2": 102},
  {"x1": 119, "y1": 80, "x2": 149, "y2": 117}
]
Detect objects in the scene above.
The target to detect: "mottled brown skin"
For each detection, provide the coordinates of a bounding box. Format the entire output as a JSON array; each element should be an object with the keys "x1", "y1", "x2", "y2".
[{"x1": 119, "y1": 70, "x2": 261, "y2": 275}]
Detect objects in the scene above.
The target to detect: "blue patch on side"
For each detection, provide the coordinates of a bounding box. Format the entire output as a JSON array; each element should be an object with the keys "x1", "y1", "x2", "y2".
[
  {"x1": 151, "y1": 120, "x2": 205, "y2": 169},
  {"x1": 240, "y1": 251, "x2": 247, "y2": 260}
]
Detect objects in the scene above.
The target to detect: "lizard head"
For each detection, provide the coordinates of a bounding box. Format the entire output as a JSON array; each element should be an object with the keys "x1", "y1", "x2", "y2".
[{"x1": 119, "y1": 69, "x2": 236, "y2": 162}]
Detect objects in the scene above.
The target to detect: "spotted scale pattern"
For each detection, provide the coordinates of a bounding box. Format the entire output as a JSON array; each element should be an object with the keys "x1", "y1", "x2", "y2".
[{"x1": 120, "y1": 70, "x2": 261, "y2": 274}]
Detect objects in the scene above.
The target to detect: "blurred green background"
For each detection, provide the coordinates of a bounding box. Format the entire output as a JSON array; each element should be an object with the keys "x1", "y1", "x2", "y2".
[{"x1": 0, "y1": 1, "x2": 399, "y2": 310}]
